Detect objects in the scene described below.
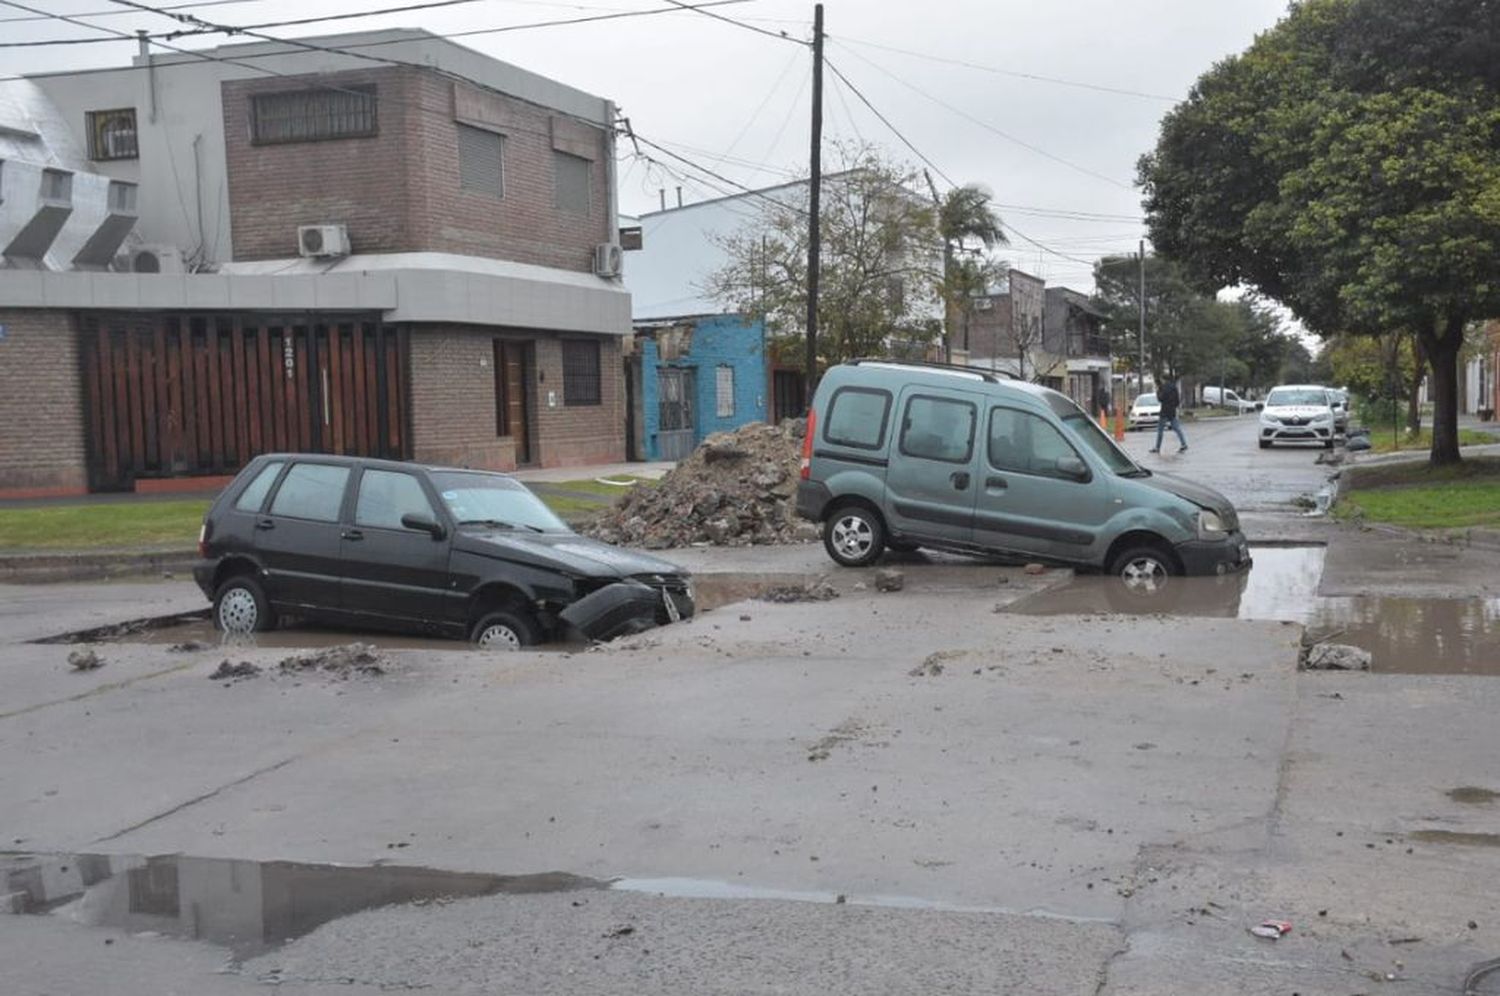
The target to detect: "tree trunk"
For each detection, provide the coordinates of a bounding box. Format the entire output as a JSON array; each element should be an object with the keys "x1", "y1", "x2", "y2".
[
  {"x1": 1406, "y1": 333, "x2": 1424, "y2": 433},
  {"x1": 1419, "y1": 316, "x2": 1464, "y2": 465}
]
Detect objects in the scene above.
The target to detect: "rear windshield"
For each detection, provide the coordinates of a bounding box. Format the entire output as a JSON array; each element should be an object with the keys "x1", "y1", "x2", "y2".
[
  {"x1": 823, "y1": 387, "x2": 891, "y2": 450},
  {"x1": 1266, "y1": 388, "x2": 1328, "y2": 406}
]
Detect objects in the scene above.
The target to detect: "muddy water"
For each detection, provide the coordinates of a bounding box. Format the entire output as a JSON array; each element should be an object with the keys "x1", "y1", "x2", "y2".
[
  {"x1": 1010, "y1": 547, "x2": 1500, "y2": 676},
  {"x1": 3, "y1": 851, "x2": 602, "y2": 959}
]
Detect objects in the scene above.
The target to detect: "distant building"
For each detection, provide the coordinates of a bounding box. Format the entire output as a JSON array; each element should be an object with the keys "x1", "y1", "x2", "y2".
[
  {"x1": 0, "y1": 29, "x2": 630, "y2": 495},
  {"x1": 961, "y1": 277, "x2": 1112, "y2": 410},
  {"x1": 626, "y1": 315, "x2": 768, "y2": 461},
  {"x1": 1465, "y1": 321, "x2": 1499, "y2": 420}
]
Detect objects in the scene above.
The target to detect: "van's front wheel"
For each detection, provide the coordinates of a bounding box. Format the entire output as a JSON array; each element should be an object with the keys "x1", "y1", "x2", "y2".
[
  {"x1": 824, "y1": 505, "x2": 886, "y2": 567},
  {"x1": 1109, "y1": 544, "x2": 1176, "y2": 598}
]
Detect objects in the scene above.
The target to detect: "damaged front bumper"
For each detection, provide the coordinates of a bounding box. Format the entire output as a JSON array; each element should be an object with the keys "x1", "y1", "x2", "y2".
[{"x1": 560, "y1": 579, "x2": 696, "y2": 642}]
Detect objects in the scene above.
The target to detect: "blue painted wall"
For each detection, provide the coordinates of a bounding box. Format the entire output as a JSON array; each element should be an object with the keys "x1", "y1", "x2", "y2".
[{"x1": 640, "y1": 314, "x2": 768, "y2": 460}]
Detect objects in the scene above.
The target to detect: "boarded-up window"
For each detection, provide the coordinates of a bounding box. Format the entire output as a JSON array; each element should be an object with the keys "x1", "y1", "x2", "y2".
[
  {"x1": 251, "y1": 86, "x2": 377, "y2": 144},
  {"x1": 87, "y1": 108, "x2": 138, "y2": 161},
  {"x1": 562, "y1": 340, "x2": 601, "y2": 406},
  {"x1": 716, "y1": 365, "x2": 735, "y2": 418},
  {"x1": 458, "y1": 124, "x2": 503, "y2": 197},
  {"x1": 554, "y1": 151, "x2": 590, "y2": 214}
]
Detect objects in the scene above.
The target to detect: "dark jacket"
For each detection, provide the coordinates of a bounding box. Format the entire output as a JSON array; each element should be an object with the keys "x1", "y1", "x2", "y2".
[{"x1": 1158, "y1": 381, "x2": 1181, "y2": 418}]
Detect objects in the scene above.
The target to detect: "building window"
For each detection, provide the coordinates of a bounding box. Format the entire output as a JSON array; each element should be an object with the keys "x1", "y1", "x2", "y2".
[
  {"x1": 715, "y1": 365, "x2": 735, "y2": 418},
  {"x1": 562, "y1": 340, "x2": 601, "y2": 406},
  {"x1": 87, "y1": 108, "x2": 138, "y2": 161},
  {"x1": 554, "y1": 151, "x2": 591, "y2": 214},
  {"x1": 251, "y1": 86, "x2": 377, "y2": 145},
  {"x1": 457, "y1": 123, "x2": 504, "y2": 197}
]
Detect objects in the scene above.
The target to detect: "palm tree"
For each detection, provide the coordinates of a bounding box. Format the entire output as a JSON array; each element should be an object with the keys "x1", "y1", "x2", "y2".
[{"x1": 935, "y1": 184, "x2": 1007, "y2": 361}]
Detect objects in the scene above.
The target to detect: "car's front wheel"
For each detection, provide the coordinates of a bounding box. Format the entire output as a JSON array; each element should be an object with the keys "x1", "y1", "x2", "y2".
[
  {"x1": 471, "y1": 609, "x2": 537, "y2": 650},
  {"x1": 213, "y1": 574, "x2": 275, "y2": 633},
  {"x1": 1109, "y1": 544, "x2": 1177, "y2": 598},
  {"x1": 824, "y1": 504, "x2": 886, "y2": 567}
]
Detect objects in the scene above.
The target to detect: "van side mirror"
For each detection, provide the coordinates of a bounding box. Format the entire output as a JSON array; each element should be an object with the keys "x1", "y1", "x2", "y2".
[
  {"x1": 401, "y1": 513, "x2": 446, "y2": 540},
  {"x1": 1055, "y1": 455, "x2": 1090, "y2": 482}
]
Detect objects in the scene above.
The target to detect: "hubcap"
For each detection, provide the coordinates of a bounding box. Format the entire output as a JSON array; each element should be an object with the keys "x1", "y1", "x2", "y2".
[
  {"x1": 831, "y1": 515, "x2": 874, "y2": 560},
  {"x1": 218, "y1": 587, "x2": 258, "y2": 632},
  {"x1": 477, "y1": 624, "x2": 521, "y2": 651},
  {"x1": 1120, "y1": 557, "x2": 1168, "y2": 595}
]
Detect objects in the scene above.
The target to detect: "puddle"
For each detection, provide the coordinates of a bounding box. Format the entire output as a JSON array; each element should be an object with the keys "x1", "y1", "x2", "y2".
[
  {"x1": 108, "y1": 617, "x2": 587, "y2": 653},
  {"x1": 1408, "y1": 831, "x2": 1500, "y2": 849},
  {"x1": 1448, "y1": 787, "x2": 1500, "y2": 805},
  {"x1": 2, "y1": 852, "x2": 602, "y2": 959},
  {"x1": 1010, "y1": 546, "x2": 1500, "y2": 675}
]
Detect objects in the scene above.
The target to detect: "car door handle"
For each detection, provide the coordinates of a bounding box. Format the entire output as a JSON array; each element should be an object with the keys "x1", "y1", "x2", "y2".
[
  {"x1": 985, "y1": 476, "x2": 1008, "y2": 490},
  {"x1": 950, "y1": 471, "x2": 970, "y2": 490},
  {"x1": 254, "y1": 517, "x2": 275, "y2": 531},
  {"x1": 341, "y1": 529, "x2": 363, "y2": 541}
]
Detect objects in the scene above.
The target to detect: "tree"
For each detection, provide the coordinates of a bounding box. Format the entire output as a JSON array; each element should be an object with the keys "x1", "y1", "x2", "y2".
[
  {"x1": 1326, "y1": 331, "x2": 1423, "y2": 429},
  {"x1": 933, "y1": 183, "x2": 1008, "y2": 361},
  {"x1": 1139, "y1": 0, "x2": 1500, "y2": 464},
  {"x1": 706, "y1": 143, "x2": 943, "y2": 368},
  {"x1": 1092, "y1": 253, "x2": 1231, "y2": 384}
]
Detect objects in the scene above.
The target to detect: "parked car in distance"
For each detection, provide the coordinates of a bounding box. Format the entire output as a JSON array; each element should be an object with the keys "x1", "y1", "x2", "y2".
[
  {"x1": 1128, "y1": 392, "x2": 1161, "y2": 429},
  {"x1": 1258, "y1": 385, "x2": 1338, "y2": 449},
  {"x1": 1202, "y1": 386, "x2": 1260, "y2": 413},
  {"x1": 194, "y1": 454, "x2": 694, "y2": 648},
  {"x1": 796, "y1": 360, "x2": 1250, "y2": 594}
]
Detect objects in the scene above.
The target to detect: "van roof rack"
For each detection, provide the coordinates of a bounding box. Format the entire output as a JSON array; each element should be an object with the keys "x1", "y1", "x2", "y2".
[{"x1": 844, "y1": 358, "x2": 1017, "y2": 383}]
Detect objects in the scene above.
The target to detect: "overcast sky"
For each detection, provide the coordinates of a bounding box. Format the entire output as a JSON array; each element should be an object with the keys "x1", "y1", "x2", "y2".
[{"x1": 3, "y1": 0, "x2": 1293, "y2": 290}]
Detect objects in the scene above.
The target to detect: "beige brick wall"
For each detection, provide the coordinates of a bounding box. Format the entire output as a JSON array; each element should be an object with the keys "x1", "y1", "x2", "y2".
[
  {"x1": 0, "y1": 310, "x2": 87, "y2": 492},
  {"x1": 407, "y1": 325, "x2": 624, "y2": 470},
  {"x1": 224, "y1": 68, "x2": 611, "y2": 271}
]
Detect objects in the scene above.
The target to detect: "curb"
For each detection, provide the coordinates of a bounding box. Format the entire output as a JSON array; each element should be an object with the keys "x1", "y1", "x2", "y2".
[{"x1": 0, "y1": 548, "x2": 199, "y2": 584}]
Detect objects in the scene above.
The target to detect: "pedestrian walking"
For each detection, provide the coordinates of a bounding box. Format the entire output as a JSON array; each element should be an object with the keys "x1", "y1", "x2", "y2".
[{"x1": 1150, "y1": 378, "x2": 1188, "y2": 454}]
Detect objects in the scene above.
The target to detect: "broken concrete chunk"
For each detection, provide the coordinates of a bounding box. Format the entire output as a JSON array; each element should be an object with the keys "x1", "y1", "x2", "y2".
[
  {"x1": 874, "y1": 568, "x2": 904, "y2": 592},
  {"x1": 209, "y1": 660, "x2": 262, "y2": 681},
  {"x1": 1303, "y1": 643, "x2": 1372, "y2": 671},
  {"x1": 1024, "y1": 563, "x2": 1047, "y2": 575},
  {"x1": 759, "y1": 580, "x2": 839, "y2": 603},
  {"x1": 67, "y1": 649, "x2": 104, "y2": 671}
]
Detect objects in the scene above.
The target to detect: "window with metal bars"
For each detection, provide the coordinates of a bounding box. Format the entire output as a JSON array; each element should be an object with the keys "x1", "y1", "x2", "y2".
[
  {"x1": 562, "y1": 340, "x2": 601, "y2": 406},
  {"x1": 457, "y1": 124, "x2": 504, "y2": 197},
  {"x1": 87, "y1": 108, "x2": 138, "y2": 161},
  {"x1": 251, "y1": 86, "x2": 377, "y2": 145}
]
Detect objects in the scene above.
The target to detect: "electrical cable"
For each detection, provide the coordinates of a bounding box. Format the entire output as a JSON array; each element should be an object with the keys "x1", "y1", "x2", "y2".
[{"x1": 655, "y1": 0, "x2": 806, "y2": 45}]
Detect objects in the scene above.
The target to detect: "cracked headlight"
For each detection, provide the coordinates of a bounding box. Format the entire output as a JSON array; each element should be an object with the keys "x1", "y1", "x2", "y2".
[{"x1": 1198, "y1": 510, "x2": 1227, "y2": 538}]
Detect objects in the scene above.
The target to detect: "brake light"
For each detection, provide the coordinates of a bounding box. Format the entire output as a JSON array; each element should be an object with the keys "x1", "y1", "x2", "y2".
[
  {"x1": 197, "y1": 522, "x2": 209, "y2": 559},
  {"x1": 800, "y1": 408, "x2": 816, "y2": 480}
]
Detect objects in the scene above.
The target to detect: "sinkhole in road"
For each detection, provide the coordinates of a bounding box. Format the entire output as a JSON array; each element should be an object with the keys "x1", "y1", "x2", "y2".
[
  {"x1": 1010, "y1": 546, "x2": 1500, "y2": 675},
  {"x1": 2, "y1": 851, "x2": 603, "y2": 960}
]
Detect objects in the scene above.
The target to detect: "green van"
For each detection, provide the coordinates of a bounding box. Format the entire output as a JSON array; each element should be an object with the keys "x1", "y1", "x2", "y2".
[{"x1": 795, "y1": 361, "x2": 1250, "y2": 592}]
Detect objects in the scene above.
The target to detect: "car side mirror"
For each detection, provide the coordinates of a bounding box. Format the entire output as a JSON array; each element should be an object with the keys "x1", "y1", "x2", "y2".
[
  {"x1": 1055, "y1": 455, "x2": 1090, "y2": 482},
  {"x1": 401, "y1": 513, "x2": 446, "y2": 540}
]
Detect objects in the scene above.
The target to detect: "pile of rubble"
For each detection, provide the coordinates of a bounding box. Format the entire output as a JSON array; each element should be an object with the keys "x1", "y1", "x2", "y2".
[{"x1": 585, "y1": 420, "x2": 820, "y2": 549}]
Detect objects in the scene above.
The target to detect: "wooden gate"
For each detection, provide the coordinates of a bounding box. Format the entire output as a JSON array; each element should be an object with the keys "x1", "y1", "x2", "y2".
[
  {"x1": 78, "y1": 313, "x2": 409, "y2": 492},
  {"x1": 656, "y1": 367, "x2": 696, "y2": 461}
]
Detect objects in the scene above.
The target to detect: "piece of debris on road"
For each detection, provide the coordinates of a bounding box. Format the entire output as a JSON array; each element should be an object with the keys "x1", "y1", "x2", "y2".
[
  {"x1": 1302, "y1": 643, "x2": 1373, "y2": 671},
  {"x1": 278, "y1": 643, "x2": 389, "y2": 678},
  {"x1": 209, "y1": 660, "x2": 262, "y2": 681},
  {"x1": 168, "y1": 640, "x2": 211, "y2": 653},
  {"x1": 910, "y1": 650, "x2": 966, "y2": 677},
  {"x1": 1024, "y1": 563, "x2": 1048, "y2": 576},
  {"x1": 583, "y1": 421, "x2": 818, "y2": 549},
  {"x1": 759, "y1": 579, "x2": 840, "y2": 604},
  {"x1": 874, "y1": 568, "x2": 905, "y2": 592},
  {"x1": 67, "y1": 649, "x2": 104, "y2": 671},
  {"x1": 807, "y1": 717, "x2": 871, "y2": 762}
]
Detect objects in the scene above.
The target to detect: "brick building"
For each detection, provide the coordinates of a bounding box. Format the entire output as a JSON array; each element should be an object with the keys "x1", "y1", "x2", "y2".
[{"x1": 0, "y1": 29, "x2": 628, "y2": 495}]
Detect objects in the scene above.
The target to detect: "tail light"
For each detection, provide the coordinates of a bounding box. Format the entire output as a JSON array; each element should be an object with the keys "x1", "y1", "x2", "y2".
[
  {"x1": 197, "y1": 522, "x2": 209, "y2": 559},
  {"x1": 800, "y1": 408, "x2": 816, "y2": 480}
]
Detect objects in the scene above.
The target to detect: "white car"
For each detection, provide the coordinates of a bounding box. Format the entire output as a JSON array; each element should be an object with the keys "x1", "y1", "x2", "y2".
[
  {"x1": 1128, "y1": 393, "x2": 1160, "y2": 429},
  {"x1": 1202, "y1": 387, "x2": 1259, "y2": 414},
  {"x1": 1259, "y1": 385, "x2": 1337, "y2": 449}
]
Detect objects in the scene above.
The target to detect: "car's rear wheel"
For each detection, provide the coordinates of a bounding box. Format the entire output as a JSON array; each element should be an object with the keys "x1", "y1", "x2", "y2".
[
  {"x1": 471, "y1": 609, "x2": 537, "y2": 650},
  {"x1": 824, "y1": 504, "x2": 886, "y2": 567},
  {"x1": 213, "y1": 574, "x2": 275, "y2": 633},
  {"x1": 1109, "y1": 544, "x2": 1177, "y2": 598}
]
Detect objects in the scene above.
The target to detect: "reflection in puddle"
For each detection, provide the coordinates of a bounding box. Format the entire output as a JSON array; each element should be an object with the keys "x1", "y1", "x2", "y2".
[
  {"x1": 3, "y1": 852, "x2": 602, "y2": 959},
  {"x1": 1011, "y1": 547, "x2": 1500, "y2": 675}
]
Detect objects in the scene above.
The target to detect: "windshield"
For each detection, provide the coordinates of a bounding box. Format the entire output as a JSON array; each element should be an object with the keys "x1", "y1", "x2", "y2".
[
  {"x1": 430, "y1": 472, "x2": 569, "y2": 533},
  {"x1": 1135, "y1": 394, "x2": 1158, "y2": 406},
  {"x1": 1063, "y1": 413, "x2": 1144, "y2": 476},
  {"x1": 1266, "y1": 388, "x2": 1329, "y2": 407}
]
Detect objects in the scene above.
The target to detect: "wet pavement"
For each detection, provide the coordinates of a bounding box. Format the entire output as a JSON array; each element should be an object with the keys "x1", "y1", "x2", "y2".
[{"x1": 1011, "y1": 546, "x2": 1500, "y2": 675}]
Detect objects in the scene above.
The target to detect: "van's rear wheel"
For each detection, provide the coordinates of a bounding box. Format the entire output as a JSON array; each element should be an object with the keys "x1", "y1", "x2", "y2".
[
  {"x1": 1109, "y1": 544, "x2": 1176, "y2": 598},
  {"x1": 824, "y1": 505, "x2": 886, "y2": 567}
]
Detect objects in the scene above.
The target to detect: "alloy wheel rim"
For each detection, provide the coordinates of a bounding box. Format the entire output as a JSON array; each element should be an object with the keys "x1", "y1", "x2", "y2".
[
  {"x1": 477, "y1": 624, "x2": 521, "y2": 650},
  {"x1": 219, "y1": 588, "x2": 258, "y2": 632},
  {"x1": 832, "y1": 515, "x2": 873, "y2": 559},
  {"x1": 1121, "y1": 558, "x2": 1167, "y2": 594}
]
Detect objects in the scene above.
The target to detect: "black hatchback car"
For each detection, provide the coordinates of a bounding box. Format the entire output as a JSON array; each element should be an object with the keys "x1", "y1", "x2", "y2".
[{"x1": 193, "y1": 454, "x2": 694, "y2": 648}]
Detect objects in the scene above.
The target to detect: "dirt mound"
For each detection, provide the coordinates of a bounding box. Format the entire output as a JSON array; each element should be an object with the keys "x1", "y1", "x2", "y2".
[
  {"x1": 278, "y1": 643, "x2": 388, "y2": 677},
  {"x1": 584, "y1": 420, "x2": 820, "y2": 549}
]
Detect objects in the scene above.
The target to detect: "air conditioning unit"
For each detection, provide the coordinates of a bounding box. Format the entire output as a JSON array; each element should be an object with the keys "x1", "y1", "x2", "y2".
[
  {"x1": 297, "y1": 224, "x2": 351, "y2": 258},
  {"x1": 125, "y1": 245, "x2": 187, "y2": 274},
  {"x1": 593, "y1": 242, "x2": 623, "y2": 278}
]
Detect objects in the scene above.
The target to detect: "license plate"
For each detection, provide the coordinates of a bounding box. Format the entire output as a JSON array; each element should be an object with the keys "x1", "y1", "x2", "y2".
[{"x1": 663, "y1": 589, "x2": 681, "y2": 623}]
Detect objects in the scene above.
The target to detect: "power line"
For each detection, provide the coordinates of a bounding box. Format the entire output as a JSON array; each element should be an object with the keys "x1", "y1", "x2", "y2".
[
  {"x1": 831, "y1": 40, "x2": 1134, "y2": 191},
  {"x1": 0, "y1": 0, "x2": 260, "y2": 23},
  {"x1": 627, "y1": 128, "x2": 808, "y2": 215},
  {"x1": 832, "y1": 34, "x2": 1180, "y2": 103},
  {"x1": 656, "y1": 0, "x2": 806, "y2": 45},
  {"x1": 821, "y1": 57, "x2": 955, "y2": 187}
]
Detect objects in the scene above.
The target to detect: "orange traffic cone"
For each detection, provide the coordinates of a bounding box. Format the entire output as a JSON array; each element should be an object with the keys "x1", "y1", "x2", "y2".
[{"x1": 1113, "y1": 410, "x2": 1126, "y2": 442}]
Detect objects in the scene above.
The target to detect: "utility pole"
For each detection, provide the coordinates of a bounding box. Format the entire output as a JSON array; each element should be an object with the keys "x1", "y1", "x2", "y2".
[
  {"x1": 805, "y1": 3, "x2": 824, "y2": 410},
  {"x1": 922, "y1": 169, "x2": 952, "y2": 362},
  {"x1": 1138, "y1": 238, "x2": 1147, "y2": 398}
]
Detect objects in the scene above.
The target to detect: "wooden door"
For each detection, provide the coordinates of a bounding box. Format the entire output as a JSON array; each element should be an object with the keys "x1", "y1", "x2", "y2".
[{"x1": 494, "y1": 340, "x2": 532, "y2": 465}]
